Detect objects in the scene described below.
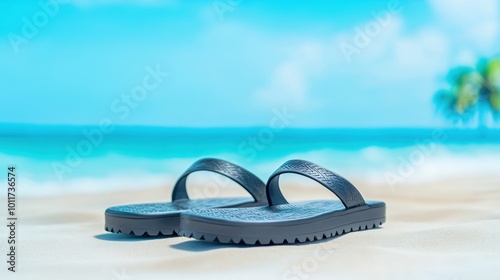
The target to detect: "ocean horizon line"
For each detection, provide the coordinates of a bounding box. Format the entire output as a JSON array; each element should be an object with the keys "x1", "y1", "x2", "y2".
[{"x1": 1, "y1": 122, "x2": 500, "y2": 136}]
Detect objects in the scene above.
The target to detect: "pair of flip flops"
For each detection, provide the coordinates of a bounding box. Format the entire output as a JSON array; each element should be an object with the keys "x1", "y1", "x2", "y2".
[{"x1": 105, "y1": 158, "x2": 386, "y2": 245}]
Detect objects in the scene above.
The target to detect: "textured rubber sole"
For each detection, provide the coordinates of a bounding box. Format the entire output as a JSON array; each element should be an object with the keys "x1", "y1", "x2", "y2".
[
  {"x1": 179, "y1": 217, "x2": 385, "y2": 245},
  {"x1": 104, "y1": 197, "x2": 264, "y2": 237},
  {"x1": 105, "y1": 214, "x2": 179, "y2": 236},
  {"x1": 104, "y1": 227, "x2": 177, "y2": 237},
  {"x1": 179, "y1": 202, "x2": 386, "y2": 245}
]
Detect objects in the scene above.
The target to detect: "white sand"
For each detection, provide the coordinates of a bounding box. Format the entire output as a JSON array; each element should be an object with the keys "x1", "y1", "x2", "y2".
[{"x1": 2, "y1": 176, "x2": 500, "y2": 280}]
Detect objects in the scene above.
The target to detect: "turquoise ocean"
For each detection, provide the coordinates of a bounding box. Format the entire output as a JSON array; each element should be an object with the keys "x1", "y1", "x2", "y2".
[{"x1": 1, "y1": 124, "x2": 500, "y2": 196}]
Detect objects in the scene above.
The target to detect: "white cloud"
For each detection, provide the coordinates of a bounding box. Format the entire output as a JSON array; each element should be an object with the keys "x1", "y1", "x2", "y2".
[
  {"x1": 331, "y1": 15, "x2": 450, "y2": 83},
  {"x1": 256, "y1": 14, "x2": 452, "y2": 112},
  {"x1": 333, "y1": 15, "x2": 404, "y2": 64},
  {"x1": 255, "y1": 41, "x2": 326, "y2": 107},
  {"x1": 428, "y1": 0, "x2": 499, "y2": 51},
  {"x1": 258, "y1": 62, "x2": 306, "y2": 104},
  {"x1": 394, "y1": 28, "x2": 449, "y2": 71}
]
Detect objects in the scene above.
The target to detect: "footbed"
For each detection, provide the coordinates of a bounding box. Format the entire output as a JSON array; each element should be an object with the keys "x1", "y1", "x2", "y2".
[
  {"x1": 106, "y1": 197, "x2": 254, "y2": 216},
  {"x1": 183, "y1": 200, "x2": 384, "y2": 222}
]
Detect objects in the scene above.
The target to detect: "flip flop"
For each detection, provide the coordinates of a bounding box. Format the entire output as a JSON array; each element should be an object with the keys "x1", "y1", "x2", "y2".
[
  {"x1": 179, "y1": 159, "x2": 386, "y2": 245},
  {"x1": 105, "y1": 158, "x2": 267, "y2": 236}
]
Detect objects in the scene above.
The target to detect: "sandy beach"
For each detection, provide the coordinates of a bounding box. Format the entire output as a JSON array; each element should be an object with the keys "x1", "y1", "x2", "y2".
[
  {"x1": 2, "y1": 175, "x2": 500, "y2": 280},
  {"x1": 4, "y1": 0, "x2": 500, "y2": 279}
]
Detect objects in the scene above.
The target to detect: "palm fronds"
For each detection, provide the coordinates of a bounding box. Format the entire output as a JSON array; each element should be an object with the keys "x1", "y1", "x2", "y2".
[{"x1": 434, "y1": 57, "x2": 500, "y2": 125}]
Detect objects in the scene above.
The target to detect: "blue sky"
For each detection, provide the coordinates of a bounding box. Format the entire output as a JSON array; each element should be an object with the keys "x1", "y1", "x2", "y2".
[{"x1": 1, "y1": 0, "x2": 500, "y2": 128}]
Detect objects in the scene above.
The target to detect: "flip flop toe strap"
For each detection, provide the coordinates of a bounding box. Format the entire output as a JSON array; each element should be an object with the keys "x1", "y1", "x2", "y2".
[
  {"x1": 172, "y1": 158, "x2": 267, "y2": 203},
  {"x1": 266, "y1": 159, "x2": 366, "y2": 209}
]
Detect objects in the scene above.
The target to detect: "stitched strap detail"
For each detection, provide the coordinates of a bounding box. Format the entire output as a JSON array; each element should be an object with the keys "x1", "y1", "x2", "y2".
[
  {"x1": 266, "y1": 159, "x2": 365, "y2": 209},
  {"x1": 172, "y1": 158, "x2": 267, "y2": 203}
]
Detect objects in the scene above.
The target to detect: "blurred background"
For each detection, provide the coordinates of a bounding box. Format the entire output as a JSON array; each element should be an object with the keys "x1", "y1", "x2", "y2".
[{"x1": 1, "y1": 0, "x2": 500, "y2": 196}]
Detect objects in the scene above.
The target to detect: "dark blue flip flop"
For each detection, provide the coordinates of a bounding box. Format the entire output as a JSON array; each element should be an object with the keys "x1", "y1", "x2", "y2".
[
  {"x1": 179, "y1": 159, "x2": 386, "y2": 245},
  {"x1": 105, "y1": 158, "x2": 267, "y2": 236}
]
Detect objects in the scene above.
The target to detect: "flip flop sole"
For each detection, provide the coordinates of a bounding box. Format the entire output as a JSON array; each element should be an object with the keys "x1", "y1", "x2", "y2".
[
  {"x1": 104, "y1": 197, "x2": 257, "y2": 236},
  {"x1": 179, "y1": 201, "x2": 385, "y2": 245},
  {"x1": 105, "y1": 213, "x2": 180, "y2": 236}
]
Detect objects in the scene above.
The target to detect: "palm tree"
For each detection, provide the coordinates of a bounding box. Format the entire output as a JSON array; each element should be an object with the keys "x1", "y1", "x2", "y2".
[{"x1": 434, "y1": 57, "x2": 500, "y2": 128}]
